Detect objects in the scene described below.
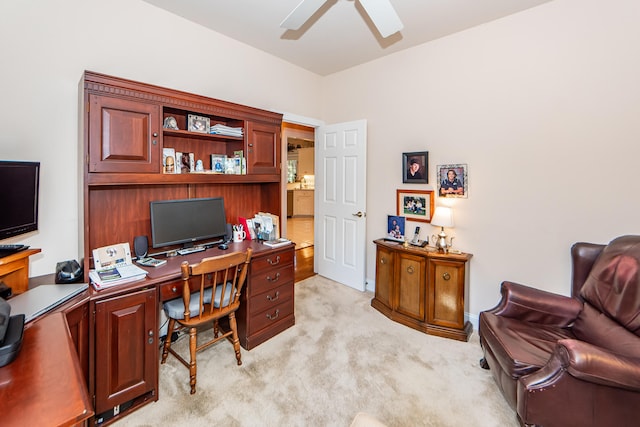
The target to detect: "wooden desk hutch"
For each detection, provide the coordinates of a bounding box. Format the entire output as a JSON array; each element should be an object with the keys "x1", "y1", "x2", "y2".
[{"x1": 76, "y1": 71, "x2": 293, "y2": 425}]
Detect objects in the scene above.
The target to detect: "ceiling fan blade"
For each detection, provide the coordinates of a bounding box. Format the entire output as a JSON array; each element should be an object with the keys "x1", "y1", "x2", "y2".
[
  {"x1": 280, "y1": 0, "x2": 327, "y2": 30},
  {"x1": 358, "y1": 0, "x2": 404, "y2": 38}
]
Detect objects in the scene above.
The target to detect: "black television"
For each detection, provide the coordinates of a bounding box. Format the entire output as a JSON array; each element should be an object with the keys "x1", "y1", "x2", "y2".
[
  {"x1": 150, "y1": 197, "x2": 227, "y2": 248},
  {"x1": 0, "y1": 161, "x2": 40, "y2": 240}
]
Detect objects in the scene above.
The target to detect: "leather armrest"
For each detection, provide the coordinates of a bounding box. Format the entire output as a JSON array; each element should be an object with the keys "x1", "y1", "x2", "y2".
[
  {"x1": 558, "y1": 339, "x2": 640, "y2": 391},
  {"x1": 484, "y1": 281, "x2": 582, "y2": 326}
]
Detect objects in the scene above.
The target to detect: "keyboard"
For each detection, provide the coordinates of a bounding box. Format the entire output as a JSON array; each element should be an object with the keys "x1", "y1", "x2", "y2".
[
  {"x1": 177, "y1": 246, "x2": 205, "y2": 256},
  {"x1": 0, "y1": 244, "x2": 28, "y2": 257}
]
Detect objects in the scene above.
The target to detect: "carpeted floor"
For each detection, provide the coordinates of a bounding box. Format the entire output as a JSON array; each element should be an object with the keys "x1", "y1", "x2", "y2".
[{"x1": 114, "y1": 275, "x2": 517, "y2": 427}]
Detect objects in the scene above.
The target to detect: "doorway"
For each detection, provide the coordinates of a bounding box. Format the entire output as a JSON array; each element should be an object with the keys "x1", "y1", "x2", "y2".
[{"x1": 283, "y1": 122, "x2": 315, "y2": 281}]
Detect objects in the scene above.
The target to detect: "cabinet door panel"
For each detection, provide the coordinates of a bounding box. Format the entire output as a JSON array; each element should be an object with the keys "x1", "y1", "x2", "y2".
[
  {"x1": 428, "y1": 259, "x2": 465, "y2": 328},
  {"x1": 374, "y1": 246, "x2": 394, "y2": 310},
  {"x1": 396, "y1": 253, "x2": 426, "y2": 321},
  {"x1": 94, "y1": 288, "x2": 157, "y2": 413},
  {"x1": 246, "y1": 121, "x2": 280, "y2": 175},
  {"x1": 89, "y1": 94, "x2": 161, "y2": 173}
]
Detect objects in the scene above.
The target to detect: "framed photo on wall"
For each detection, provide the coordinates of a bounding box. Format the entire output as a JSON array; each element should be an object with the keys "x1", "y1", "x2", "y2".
[
  {"x1": 402, "y1": 151, "x2": 428, "y2": 184},
  {"x1": 437, "y1": 164, "x2": 468, "y2": 198},
  {"x1": 387, "y1": 215, "x2": 406, "y2": 242},
  {"x1": 396, "y1": 189, "x2": 434, "y2": 223}
]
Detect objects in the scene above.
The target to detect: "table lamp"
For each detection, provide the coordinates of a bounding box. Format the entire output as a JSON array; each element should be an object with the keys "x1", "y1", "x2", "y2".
[{"x1": 431, "y1": 206, "x2": 454, "y2": 252}]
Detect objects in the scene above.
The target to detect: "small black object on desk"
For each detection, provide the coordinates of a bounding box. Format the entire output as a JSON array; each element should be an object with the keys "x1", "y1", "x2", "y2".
[{"x1": 218, "y1": 243, "x2": 229, "y2": 250}]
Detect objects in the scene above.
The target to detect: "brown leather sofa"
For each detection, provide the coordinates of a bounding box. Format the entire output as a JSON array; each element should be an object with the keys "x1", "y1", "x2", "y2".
[{"x1": 479, "y1": 236, "x2": 640, "y2": 427}]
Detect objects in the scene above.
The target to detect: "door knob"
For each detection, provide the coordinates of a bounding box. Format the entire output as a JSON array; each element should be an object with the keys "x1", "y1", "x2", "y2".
[{"x1": 352, "y1": 211, "x2": 364, "y2": 218}]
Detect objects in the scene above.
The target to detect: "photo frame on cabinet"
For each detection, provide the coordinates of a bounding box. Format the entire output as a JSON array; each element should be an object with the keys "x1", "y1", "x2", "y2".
[
  {"x1": 397, "y1": 189, "x2": 434, "y2": 223},
  {"x1": 387, "y1": 215, "x2": 406, "y2": 242},
  {"x1": 187, "y1": 114, "x2": 210, "y2": 133},
  {"x1": 437, "y1": 164, "x2": 468, "y2": 198},
  {"x1": 403, "y1": 151, "x2": 428, "y2": 184}
]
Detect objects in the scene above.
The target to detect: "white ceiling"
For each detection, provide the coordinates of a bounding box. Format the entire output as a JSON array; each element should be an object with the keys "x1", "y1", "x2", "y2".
[{"x1": 143, "y1": 0, "x2": 553, "y2": 76}]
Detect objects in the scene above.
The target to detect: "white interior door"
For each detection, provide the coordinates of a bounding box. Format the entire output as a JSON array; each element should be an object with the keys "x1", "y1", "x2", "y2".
[{"x1": 315, "y1": 120, "x2": 367, "y2": 291}]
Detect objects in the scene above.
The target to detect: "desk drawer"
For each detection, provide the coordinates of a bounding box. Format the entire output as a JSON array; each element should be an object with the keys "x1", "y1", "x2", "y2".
[
  {"x1": 251, "y1": 249, "x2": 294, "y2": 275},
  {"x1": 248, "y1": 298, "x2": 294, "y2": 334},
  {"x1": 250, "y1": 266, "x2": 294, "y2": 296},
  {"x1": 249, "y1": 282, "x2": 293, "y2": 314}
]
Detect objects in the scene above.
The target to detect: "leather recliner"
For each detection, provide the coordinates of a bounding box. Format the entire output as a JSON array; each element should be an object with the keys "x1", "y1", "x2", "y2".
[{"x1": 479, "y1": 235, "x2": 640, "y2": 427}]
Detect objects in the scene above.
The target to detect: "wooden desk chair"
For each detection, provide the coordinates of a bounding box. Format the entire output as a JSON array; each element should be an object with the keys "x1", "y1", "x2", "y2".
[{"x1": 161, "y1": 249, "x2": 252, "y2": 394}]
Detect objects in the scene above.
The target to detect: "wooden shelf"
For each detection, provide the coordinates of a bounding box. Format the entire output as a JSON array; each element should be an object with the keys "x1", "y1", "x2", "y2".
[{"x1": 162, "y1": 128, "x2": 244, "y2": 142}]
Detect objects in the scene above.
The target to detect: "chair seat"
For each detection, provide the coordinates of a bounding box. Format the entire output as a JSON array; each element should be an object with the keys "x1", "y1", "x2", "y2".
[
  {"x1": 163, "y1": 283, "x2": 234, "y2": 320},
  {"x1": 480, "y1": 313, "x2": 576, "y2": 378}
]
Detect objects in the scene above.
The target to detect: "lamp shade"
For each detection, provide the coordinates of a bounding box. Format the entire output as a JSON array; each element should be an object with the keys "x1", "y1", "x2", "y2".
[{"x1": 431, "y1": 206, "x2": 454, "y2": 228}]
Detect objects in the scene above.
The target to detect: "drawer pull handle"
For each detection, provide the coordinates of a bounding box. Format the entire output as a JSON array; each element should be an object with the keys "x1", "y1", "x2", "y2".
[
  {"x1": 172, "y1": 286, "x2": 177, "y2": 292},
  {"x1": 442, "y1": 272, "x2": 451, "y2": 281},
  {"x1": 380, "y1": 258, "x2": 386, "y2": 264},
  {"x1": 266, "y1": 309, "x2": 280, "y2": 320},
  {"x1": 267, "y1": 256, "x2": 281, "y2": 265},
  {"x1": 266, "y1": 272, "x2": 280, "y2": 282},
  {"x1": 267, "y1": 291, "x2": 280, "y2": 301},
  {"x1": 407, "y1": 266, "x2": 415, "y2": 274}
]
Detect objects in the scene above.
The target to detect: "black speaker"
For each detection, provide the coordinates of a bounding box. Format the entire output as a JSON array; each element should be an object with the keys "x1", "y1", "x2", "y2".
[
  {"x1": 225, "y1": 223, "x2": 233, "y2": 242},
  {"x1": 134, "y1": 235, "x2": 148, "y2": 259}
]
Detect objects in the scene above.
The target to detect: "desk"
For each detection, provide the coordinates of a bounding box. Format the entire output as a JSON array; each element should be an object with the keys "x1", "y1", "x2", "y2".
[
  {"x1": 0, "y1": 312, "x2": 93, "y2": 426},
  {"x1": 0, "y1": 248, "x2": 41, "y2": 295}
]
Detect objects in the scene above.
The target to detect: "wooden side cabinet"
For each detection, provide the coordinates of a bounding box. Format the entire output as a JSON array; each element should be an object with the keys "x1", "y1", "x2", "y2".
[
  {"x1": 371, "y1": 239, "x2": 472, "y2": 341},
  {"x1": 92, "y1": 286, "x2": 158, "y2": 425}
]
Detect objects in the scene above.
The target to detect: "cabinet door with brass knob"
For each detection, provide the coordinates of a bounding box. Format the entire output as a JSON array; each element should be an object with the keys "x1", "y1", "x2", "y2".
[
  {"x1": 396, "y1": 252, "x2": 426, "y2": 322},
  {"x1": 374, "y1": 245, "x2": 395, "y2": 311},
  {"x1": 427, "y1": 258, "x2": 466, "y2": 329}
]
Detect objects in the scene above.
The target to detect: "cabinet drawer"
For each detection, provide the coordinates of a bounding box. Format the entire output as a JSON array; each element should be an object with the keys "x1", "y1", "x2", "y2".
[
  {"x1": 249, "y1": 282, "x2": 293, "y2": 314},
  {"x1": 251, "y1": 249, "x2": 294, "y2": 275},
  {"x1": 248, "y1": 299, "x2": 294, "y2": 334},
  {"x1": 250, "y1": 266, "x2": 294, "y2": 296}
]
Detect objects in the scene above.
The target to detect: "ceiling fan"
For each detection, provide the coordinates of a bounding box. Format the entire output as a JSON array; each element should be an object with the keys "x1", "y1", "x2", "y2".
[{"x1": 280, "y1": 0, "x2": 404, "y2": 38}]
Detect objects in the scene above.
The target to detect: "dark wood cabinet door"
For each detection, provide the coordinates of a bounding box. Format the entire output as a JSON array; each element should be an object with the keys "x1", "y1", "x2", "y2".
[
  {"x1": 88, "y1": 94, "x2": 161, "y2": 173},
  {"x1": 428, "y1": 258, "x2": 465, "y2": 328},
  {"x1": 94, "y1": 287, "x2": 158, "y2": 414},
  {"x1": 374, "y1": 246, "x2": 394, "y2": 310},
  {"x1": 65, "y1": 301, "x2": 90, "y2": 384},
  {"x1": 246, "y1": 121, "x2": 280, "y2": 175},
  {"x1": 395, "y1": 252, "x2": 426, "y2": 322}
]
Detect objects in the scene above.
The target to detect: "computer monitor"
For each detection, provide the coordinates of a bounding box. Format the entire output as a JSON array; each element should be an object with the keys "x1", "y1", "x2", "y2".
[
  {"x1": 0, "y1": 161, "x2": 40, "y2": 240},
  {"x1": 150, "y1": 197, "x2": 227, "y2": 249}
]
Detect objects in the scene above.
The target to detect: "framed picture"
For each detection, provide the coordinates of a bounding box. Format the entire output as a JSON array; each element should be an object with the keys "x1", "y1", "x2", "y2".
[
  {"x1": 402, "y1": 151, "x2": 428, "y2": 184},
  {"x1": 187, "y1": 114, "x2": 210, "y2": 133},
  {"x1": 437, "y1": 164, "x2": 468, "y2": 198},
  {"x1": 387, "y1": 215, "x2": 406, "y2": 242},
  {"x1": 396, "y1": 189, "x2": 434, "y2": 223}
]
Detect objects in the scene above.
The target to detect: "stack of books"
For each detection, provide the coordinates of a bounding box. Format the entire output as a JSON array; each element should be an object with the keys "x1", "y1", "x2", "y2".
[{"x1": 210, "y1": 124, "x2": 243, "y2": 137}]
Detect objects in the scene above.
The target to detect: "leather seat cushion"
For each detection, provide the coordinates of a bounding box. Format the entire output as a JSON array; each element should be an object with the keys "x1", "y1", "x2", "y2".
[
  {"x1": 164, "y1": 287, "x2": 213, "y2": 319},
  {"x1": 480, "y1": 312, "x2": 575, "y2": 378}
]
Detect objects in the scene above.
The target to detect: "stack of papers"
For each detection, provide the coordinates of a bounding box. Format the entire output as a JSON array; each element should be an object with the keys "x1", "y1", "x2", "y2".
[
  {"x1": 89, "y1": 242, "x2": 147, "y2": 290},
  {"x1": 210, "y1": 124, "x2": 244, "y2": 137}
]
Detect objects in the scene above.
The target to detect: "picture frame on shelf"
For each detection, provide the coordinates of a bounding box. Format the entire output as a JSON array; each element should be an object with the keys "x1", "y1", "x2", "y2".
[
  {"x1": 403, "y1": 151, "x2": 428, "y2": 184},
  {"x1": 187, "y1": 114, "x2": 210, "y2": 133},
  {"x1": 162, "y1": 148, "x2": 175, "y2": 174},
  {"x1": 397, "y1": 189, "x2": 434, "y2": 223},
  {"x1": 387, "y1": 215, "x2": 406, "y2": 242},
  {"x1": 437, "y1": 164, "x2": 468, "y2": 198}
]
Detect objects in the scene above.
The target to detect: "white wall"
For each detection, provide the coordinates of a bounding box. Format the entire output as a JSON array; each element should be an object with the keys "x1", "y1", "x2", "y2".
[
  {"x1": 322, "y1": 0, "x2": 640, "y2": 320},
  {"x1": 0, "y1": 0, "x2": 322, "y2": 277}
]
